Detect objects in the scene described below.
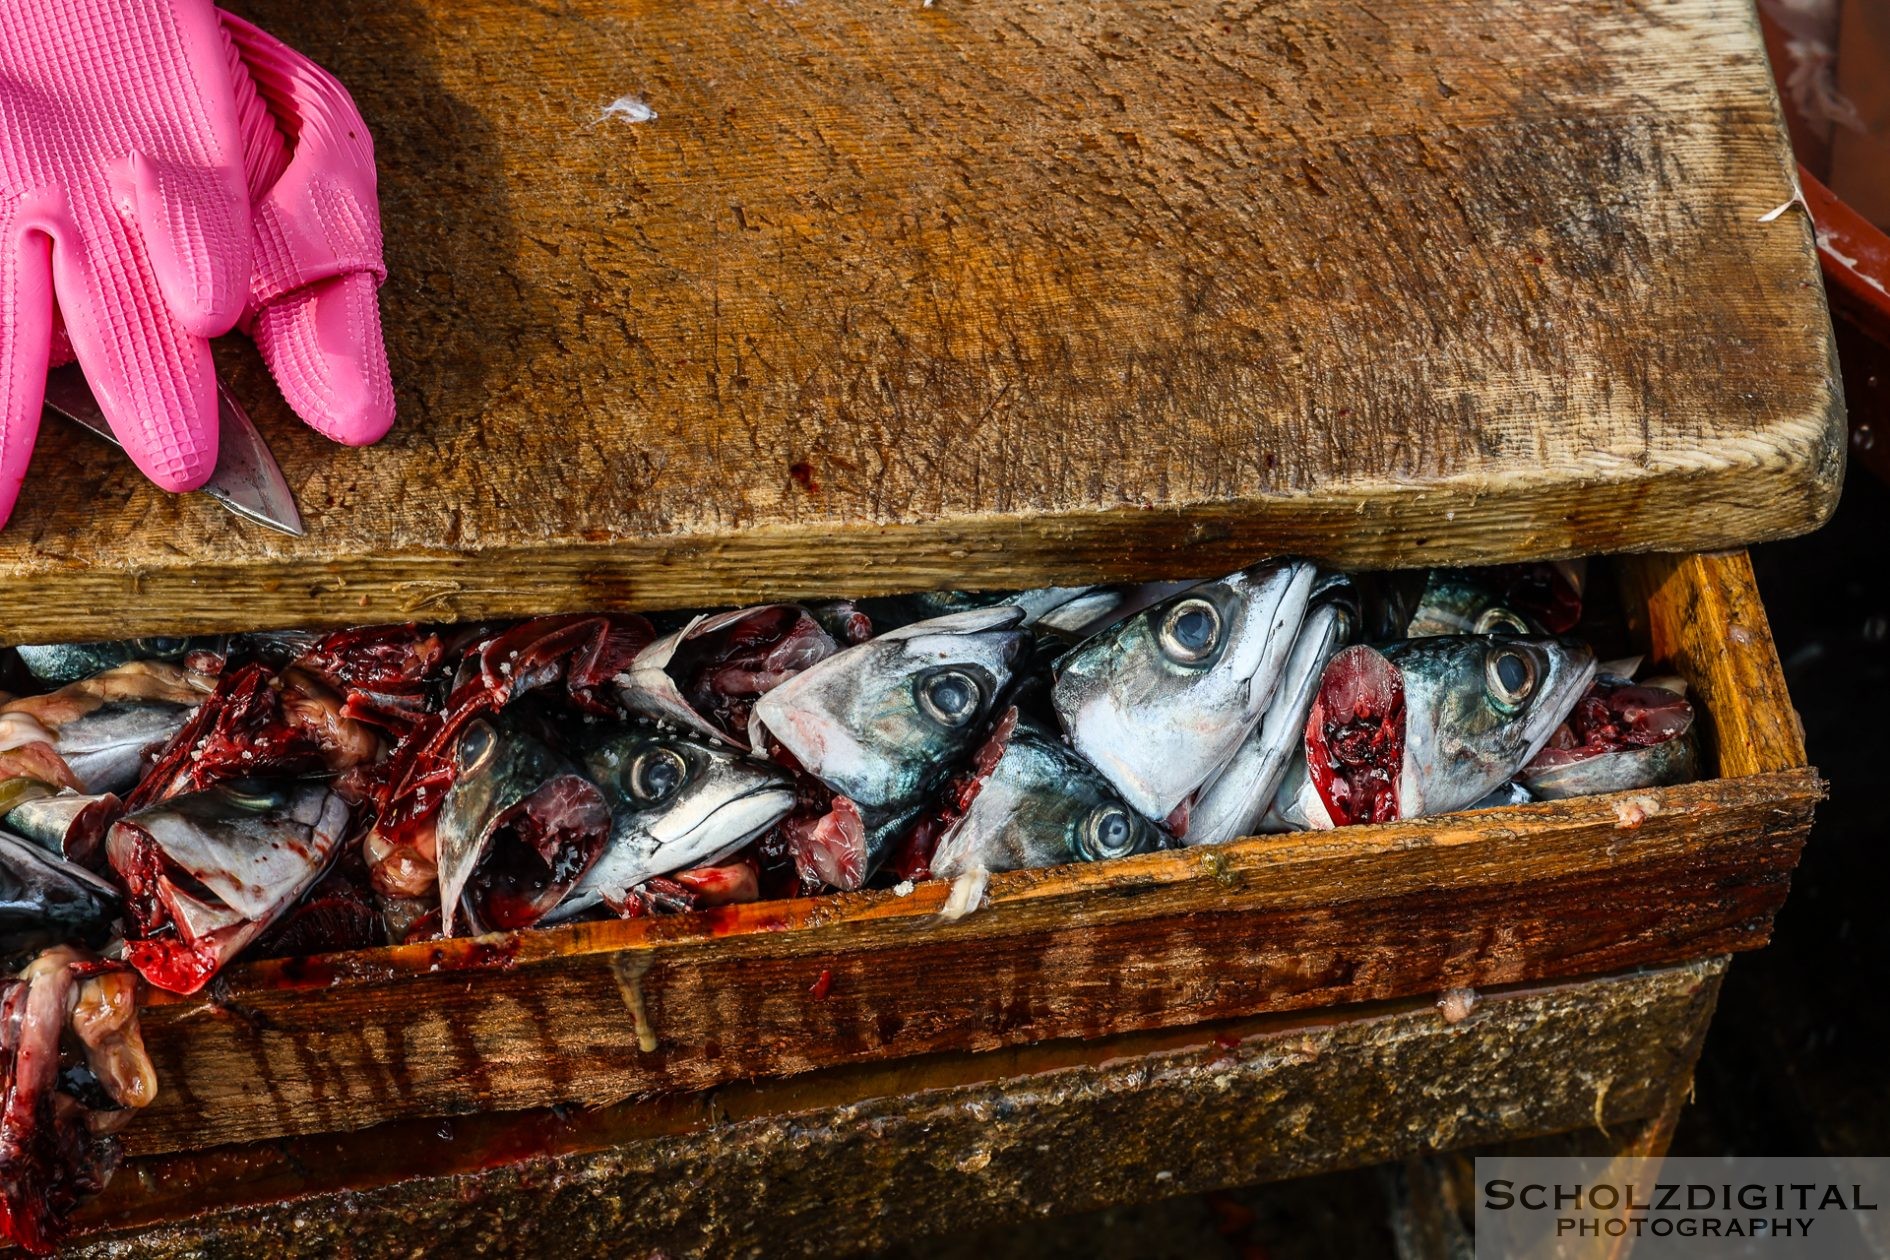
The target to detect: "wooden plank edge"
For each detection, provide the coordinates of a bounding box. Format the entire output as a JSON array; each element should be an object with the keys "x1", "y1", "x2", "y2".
[
  {"x1": 125, "y1": 777, "x2": 1809, "y2": 1153},
  {"x1": 0, "y1": 443, "x2": 1843, "y2": 643},
  {"x1": 1618, "y1": 551, "x2": 1807, "y2": 776},
  {"x1": 75, "y1": 959, "x2": 1728, "y2": 1258},
  {"x1": 146, "y1": 770, "x2": 1821, "y2": 1002}
]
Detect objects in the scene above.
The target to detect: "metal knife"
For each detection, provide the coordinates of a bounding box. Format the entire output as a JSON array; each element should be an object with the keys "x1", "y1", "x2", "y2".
[{"x1": 41, "y1": 364, "x2": 306, "y2": 537}]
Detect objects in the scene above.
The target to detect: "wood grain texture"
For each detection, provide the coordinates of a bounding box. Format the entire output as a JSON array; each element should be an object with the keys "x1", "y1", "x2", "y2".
[
  {"x1": 77, "y1": 961, "x2": 1726, "y2": 1257},
  {"x1": 124, "y1": 769, "x2": 1812, "y2": 1156},
  {"x1": 1620, "y1": 551, "x2": 1807, "y2": 777},
  {"x1": 0, "y1": 0, "x2": 1843, "y2": 642}
]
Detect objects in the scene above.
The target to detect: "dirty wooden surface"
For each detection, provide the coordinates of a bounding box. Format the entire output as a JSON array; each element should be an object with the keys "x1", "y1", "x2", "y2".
[
  {"x1": 1620, "y1": 551, "x2": 1806, "y2": 778},
  {"x1": 0, "y1": 0, "x2": 1841, "y2": 642},
  {"x1": 124, "y1": 769, "x2": 1808, "y2": 1156},
  {"x1": 76, "y1": 961, "x2": 1727, "y2": 1257},
  {"x1": 109, "y1": 551, "x2": 1815, "y2": 1155}
]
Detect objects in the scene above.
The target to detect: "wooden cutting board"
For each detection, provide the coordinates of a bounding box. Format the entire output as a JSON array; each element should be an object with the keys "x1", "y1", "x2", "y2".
[{"x1": 0, "y1": 0, "x2": 1841, "y2": 642}]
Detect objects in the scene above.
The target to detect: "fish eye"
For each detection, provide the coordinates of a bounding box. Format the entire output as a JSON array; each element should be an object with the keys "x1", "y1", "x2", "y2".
[
  {"x1": 454, "y1": 720, "x2": 498, "y2": 774},
  {"x1": 1473, "y1": 607, "x2": 1530, "y2": 636},
  {"x1": 1080, "y1": 804, "x2": 1141, "y2": 861},
  {"x1": 918, "y1": 670, "x2": 982, "y2": 727},
  {"x1": 1485, "y1": 645, "x2": 1538, "y2": 711},
  {"x1": 629, "y1": 747, "x2": 688, "y2": 804},
  {"x1": 137, "y1": 636, "x2": 188, "y2": 655},
  {"x1": 1158, "y1": 599, "x2": 1222, "y2": 664}
]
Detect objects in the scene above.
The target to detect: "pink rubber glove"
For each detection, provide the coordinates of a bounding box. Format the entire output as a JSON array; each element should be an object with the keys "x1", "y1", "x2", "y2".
[
  {"x1": 220, "y1": 11, "x2": 393, "y2": 446},
  {"x1": 1, "y1": 4, "x2": 394, "y2": 530},
  {"x1": 1, "y1": 0, "x2": 252, "y2": 523}
]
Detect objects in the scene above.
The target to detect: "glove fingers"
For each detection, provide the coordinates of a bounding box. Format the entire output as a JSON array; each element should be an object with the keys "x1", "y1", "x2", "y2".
[
  {"x1": 130, "y1": 152, "x2": 252, "y2": 338},
  {"x1": 222, "y1": 10, "x2": 394, "y2": 445},
  {"x1": 251, "y1": 271, "x2": 394, "y2": 445},
  {"x1": 0, "y1": 216, "x2": 56, "y2": 528},
  {"x1": 54, "y1": 210, "x2": 220, "y2": 493}
]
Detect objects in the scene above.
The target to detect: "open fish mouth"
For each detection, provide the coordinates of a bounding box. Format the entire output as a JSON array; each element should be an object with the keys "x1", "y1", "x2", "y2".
[
  {"x1": 1519, "y1": 678, "x2": 1694, "y2": 799},
  {"x1": 434, "y1": 718, "x2": 613, "y2": 935},
  {"x1": 454, "y1": 774, "x2": 613, "y2": 932}
]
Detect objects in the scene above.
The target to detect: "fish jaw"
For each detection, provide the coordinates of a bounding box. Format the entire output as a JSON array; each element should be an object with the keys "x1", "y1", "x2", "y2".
[
  {"x1": 1187, "y1": 594, "x2": 1352, "y2": 846},
  {"x1": 752, "y1": 606, "x2": 1029, "y2": 813},
  {"x1": 1262, "y1": 750, "x2": 1335, "y2": 832},
  {"x1": 1521, "y1": 739, "x2": 1695, "y2": 799},
  {"x1": 1053, "y1": 559, "x2": 1318, "y2": 820}
]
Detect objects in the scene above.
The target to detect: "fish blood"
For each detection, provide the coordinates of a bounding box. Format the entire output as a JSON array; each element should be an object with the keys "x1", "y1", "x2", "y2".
[{"x1": 1307, "y1": 646, "x2": 1406, "y2": 826}]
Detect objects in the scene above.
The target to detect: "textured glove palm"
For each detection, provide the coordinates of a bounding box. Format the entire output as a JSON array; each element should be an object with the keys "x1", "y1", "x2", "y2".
[{"x1": 0, "y1": 1, "x2": 393, "y2": 529}]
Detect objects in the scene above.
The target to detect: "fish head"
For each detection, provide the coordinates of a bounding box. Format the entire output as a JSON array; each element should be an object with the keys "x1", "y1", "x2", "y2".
[
  {"x1": 562, "y1": 729, "x2": 797, "y2": 912},
  {"x1": 931, "y1": 717, "x2": 1164, "y2": 879},
  {"x1": 0, "y1": 830, "x2": 122, "y2": 955},
  {"x1": 1051, "y1": 559, "x2": 1318, "y2": 819},
  {"x1": 1403, "y1": 571, "x2": 1537, "y2": 637},
  {"x1": 1379, "y1": 562, "x2": 1587, "y2": 638},
  {"x1": 1184, "y1": 582, "x2": 1358, "y2": 847},
  {"x1": 435, "y1": 718, "x2": 610, "y2": 933},
  {"x1": 1309, "y1": 635, "x2": 1595, "y2": 824},
  {"x1": 112, "y1": 779, "x2": 349, "y2": 927},
  {"x1": 587, "y1": 728, "x2": 796, "y2": 860},
  {"x1": 751, "y1": 607, "x2": 1031, "y2": 812},
  {"x1": 106, "y1": 779, "x2": 349, "y2": 993},
  {"x1": 14, "y1": 636, "x2": 214, "y2": 685}
]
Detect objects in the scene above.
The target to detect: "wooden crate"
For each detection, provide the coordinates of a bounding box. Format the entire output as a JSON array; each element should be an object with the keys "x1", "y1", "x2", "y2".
[
  {"x1": 57, "y1": 550, "x2": 1814, "y2": 1252},
  {"x1": 81, "y1": 960, "x2": 1727, "y2": 1256},
  {"x1": 0, "y1": 0, "x2": 1834, "y2": 1248},
  {"x1": 0, "y1": 0, "x2": 1841, "y2": 643}
]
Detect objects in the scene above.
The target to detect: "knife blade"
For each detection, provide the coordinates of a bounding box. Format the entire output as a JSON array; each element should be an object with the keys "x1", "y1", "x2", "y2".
[{"x1": 41, "y1": 364, "x2": 306, "y2": 537}]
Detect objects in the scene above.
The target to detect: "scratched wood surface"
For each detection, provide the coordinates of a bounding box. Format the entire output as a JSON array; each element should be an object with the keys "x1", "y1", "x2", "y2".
[
  {"x1": 0, "y1": 0, "x2": 1843, "y2": 642},
  {"x1": 79, "y1": 961, "x2": 1727, "y2": 1255},
  {"x1": 115, "y1": 554, "x2": 1811, "y2": 1156}
]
